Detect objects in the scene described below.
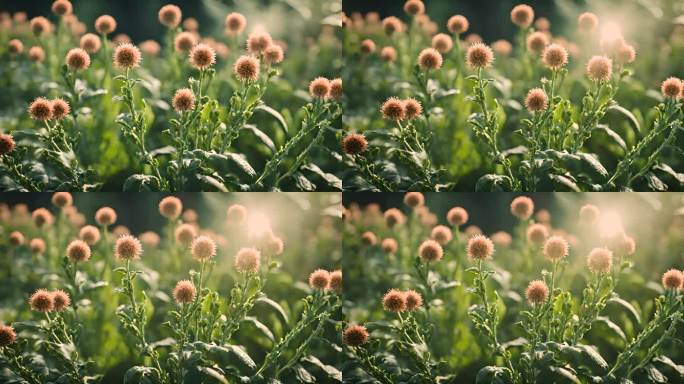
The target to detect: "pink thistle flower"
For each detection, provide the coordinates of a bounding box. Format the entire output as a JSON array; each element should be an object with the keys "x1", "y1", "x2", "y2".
[
  {"x1": 381, "y1": 97, "x2": 406, "y2": 121},
  {"x1": 525, "y1": 88, "x2": 548, "y2": 112},
  {"x1": 382, "y1": 289, "x2": 407, "y2": 312},
  {"x1": 525, "y1": 280, "x2": 549, "y2": 305},
  {"x1": 66, "y1": 239, "x2": 91, "y2": 262},
  {"x1": 52, "y1": 290, "x2": 71, "y2": 311},
  {"x1": 543, "y1": 236, "x2": 569, "y2": 261},
  {"x1": 233, "y1": 55, "x2": 260, "y2": 82},
  {"x1": 419, "y1": 239, "x2": 443, "y2": 262},
  {"x1": 447, "y1": 15, "x2": 469, "y2": 35},
  {"x1": 447, "y1": 207, "x2": 468, "y2": 226},
  {"x1": 382, "y1": 238, "x2": 398, "y2": 254},
  {"x1": 51, "y1": 192, "x2": 72, "y2": 208},
  {"x1": 29, "y1": 289, "x2": 54, "y2": 312},
  {"x1": 51, "y1": 99, "x2": 70, "y2": 120},
  {"x1": 29, "y1": 97, "x2": 53, "y2": 121},
  {"x1": 174, "y1": 223, "x2": 197, "y2": 246},
  {"x1": 114, "y1": 235, "x2": 143, "y2": 261},
  {"x1": 95, "y1": 15, "x2": 117, "y2": 35},
  {"x1": 173, "y1": 280, "x2": 197, "y2": 304},
  {"x1": 79, "y1": 225, "x2": 101, "y2": 246},
  {"x1": 405, "y1": 289, "x2": 423, "y2": 310},
  {"x1": 309, "y1": 269, "x2": 331, "y2": 290},
  {"x1": 65, "y1": 48, "x2": 90, "y2": 71},
  {"x1": 80, "y1": 33, "x2": 101, "y2": 54},
  {"x1": 174, "y1": 31, "x2": 197, "y2": 52},
  {"x1": 511, "y1": 4, "x2": 534, "y2": 28},
  {"x1": 342, "y1": 324, "x2": 368, "y2": 347},
  {"x1": 225, "y1": 12, "x2": 247, "y2": 36},
  {"x1": 586, "y1": 56, "x2": 613, "y2": 83},
  {"x1": 431, "y1": 225, "x2": 453, "y2": 245},
  {"x1": 158, "y1": 4, "x2": 182, "y2": 28},
  {"x1": 309, "y1": 77, "x2": 331, "y2": 99},
  {"x1": 417, "y1": 47, "x2": 443, "y2": 70},
  {"x1": 234, "y1": 247, "x2": 260, "y2": 273},
  {"x1": 511, "y1": 196, "x2": 534, "y2": 220},
  {"x1": 587, "y1": 247, "x2": 613, "y2": 274},
  {"x1": 662, "y1": 269, "x2": 683, "y2": 290},
  {"x1": 95, "y1": 206, "x2": 117, "y2": 226},
  {"x1": 159, "y1": 196, "x2": 183, "y2": 220},
  {"x1": 189, "y1": 43, "x2": 216, "y2": 70},
  {"x1": 466, "y1": 43, "x2": 494, "y2": 69},
  {"x1": 172, "y1": 88, "x2": 195, "y2": 112},
  {"x1": 113, "y1": 43, "x2": 142, "y2": 69},
  {"x1": 384, "y1": 208, "x2": 405, "y2": 227},
  {"x1": 467, "y1": 235, "x2": 495, "y2": 261},
  {"x1": 191, "y1": 235, "x2": 217, "y2": 261}
]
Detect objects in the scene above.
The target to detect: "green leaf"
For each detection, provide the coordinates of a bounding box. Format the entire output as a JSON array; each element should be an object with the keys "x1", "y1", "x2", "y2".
[
  {"x1": 577, "y1": 153, "x2": 609, "y2": 179},
  {"x1": 195, "y1": 366, "x2": 228, "y2": 384},
  {"x1": 653, "y1": 355, "x2": 684, "y2": 376},
  {"x1": 547, "y1": 366, "x2": 581, "y2": 384},
  {"x1": 644, "y1": 364, "x2": 667, "y2": 383},
  {"x1": 475, "y1": 366, "x2": 511, "y2": 384},
  {"x1": 575, "y1": 344, "x2": 609, "y2": 372},
  {"x1": 191, "y1": 342, "x2": 256, "y2": 372},
  {"x1": 475, "y1": 174, "x2": 512, "y2": 191},
  {"x1": 293, "y1": 365, "x2": 316, "y2": 383},
  {"x1": 301, "y1": 163, "x2": 342, "y2": 190},
  {"x1": 255, "y1": 295, "x2": 290, "y2": 326},
  {"x1": 595, "y1": 316, "x2": 627, "y2": 341},
  {"x1": 123, "y1": 174, "x2": 160, "y2": 191},
  {"x1": 255, "y1": 104, "x2": 289, "y2": 134},
  {"x1": 608, "y1": 296, "x2": 641, "y2": 325},
  {"x1": 242, "y1": 316, "x2": 275, "y2": 343},
  {"x1": 243, "y1": 124, "x2": 276, "y2": 153},
  {"x1": 123, "y1": 366, "x2": 157, "y2": 384},
  {"x1": 196, "y1": 174, "x2": 229, "y2": 192},
  {"x1": 301, "y1": 355, "x2": 342, "y2": 382},
  {"x1": 548, "y1": 174, "x2": 580, "y2": 191},
  {"x1": 607, "y1": 104, "x2": 640, "y2": 132}
]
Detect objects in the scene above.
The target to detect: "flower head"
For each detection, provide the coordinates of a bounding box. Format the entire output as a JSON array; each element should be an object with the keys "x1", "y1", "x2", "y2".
[
  {"x1": 403, "y1": 192, "x2": 424, "y2": 208},
  {"x1": 52, "y1": 290, "x2": 71, "y2": 311},
  {"x1": 174, "y1": 31, "x2": 197, "y2": 52},
  {"x1": 309, "y1": 269, "x2": 331, "y2": 290},
  {"x1": 384, "y1": 208, "x2": 405, "y2": 227},
  {"x1": 30, "y1": 238, "x2": 46, "y2": 254},
  {"x1": 80, "y1": 33, "x2": 101, "y2": 53},
  {"x1": 66, "y1": 239, "x2": 91, "y2": 262},
  {"x1": 525, "y1": 280, "x2": 549, "y2": 305},
  {"x1": 381, "y1": 97, "x2": 406, "y2": 121},
  {"x1": 233, "y1": 55, "x2": 260, "y2": 82},
  {"x1": 309, "y1": 77, "x2": 331, "y2": 99},
  {"x1": 431, "y1": 225, "x2": 452, "y2": 245},
  {"x1": 29, "y1": 97, "x2": 53, "y2": 121},
  {"x1": 578, "y1": 12, "x2": 599, "y2": 34},
  {"x1": 431, "y1": 33, "x2": 453, "y2": 53},
  {"x1": 173, "y1": 280, "x2": 197, "y2": 304},
  {"x1": 382, "y1": 16, "x2": 403, "y2": 35},
  {"x1": 51, "y1": 0, "x2": 73, "y2": 16},
  {"x1": 95, "y1": 15, "x2": 117, "y2": 34},
  {"x1": 467, "y1": 235, "x2": 495, "y2": 261},
  {"x1": 234, "y1": 247, "x2": 260, "y2": 273},
  {"x1": 189, "y1": 43, "x2": 216, "y2": 70},
  {"x1": 342, "y1": 324, "x2": 368, "y2": 347},
  {"x1": 330, "y1": 78, "x2": 342, "y2": 100},
  {"x1": 78, "y1": 226, "x2": 101, "y2": 246},
  {"x1": 526, "y1": 31, "x2": 549, "y2": 54},
  {"x1": 174, "y1": 223, "x2": 197, "y2": 246},
  {"x1": 616, "y1": 44, "x2": 636, "y2": 65},
  {"x1": 8, "y1": 39, "x2": 23, "y2": 55},
  {"x1": 191, "y1": 235, "x2": 217, "y2": 261},
  {"x1": 0, "y1": 133, "x2": 15, "y2": 156},
  {"x1": 382, "y1": 238, "x2": 398, "y2": 254},
  {"x1": 140, "y1": 40, "x2": 161, "y2": 56},
  {"x1": 403, "y1": 0, "x2": 425, "y2": 16},
  {"x1": 159, "y1": 196, "x2": 182, "y2": 220},
  {"x1": 511, "y1": 4, "x2": 534, "y2": 28},
  {"x1": 264, "y1": 44, "x2": 284, "y2": 65},
  {"x1": 447, "y1": 207, "x2": 468, "y2": 226},
  {"x1": 28, "y1": 46, "x2": 45, "y2": 61},
  {"x1": 9, "y1": 231, "x2": 25, "y2": 246},
  {"x1": 51, "y1": 99, "x2": 70, "y2": 120},
  {"x1": 492, "y1": 40, "x2": 513, "y2": 57},
  {"x1": 113, "y1": 43, "x2": 142, "y2": 69},
  {"x1": 579, "y1": 204, "x2": 600, "y2": 224},
  {"x1": 329, "y1": 270, "x2": 342, "y2": 293},
  {"x1": 158, "y1": 4, "x2": 182, "y2": 28},
  {"x1": 524, "y1": 88, "x2": 548, "y2": 112},
  {"x1": 661, "y1": 77, "x2": 682, "y2": 99},
  {"x1": 405, "y1": 289, "x2": 423, "y2": 310},
  {"x1": 0, "y1": 325, "x2": 17, "y2": 347},
  {"x1": 360, "y1": 39, "x2": 376, "y2": 54},
  {"x1": 66, "y1": 48, "x2": 91, "y2": 71},
  {"x1": 32, "y1": 208, "x2": 53, "y2": 228},
  {"x1": 225, "y1": 12, "x2": 247, "y2": 35},
  {"x1": 30, "y1": 17, "x2": 52, "y2": 37},
  {"x1": 586, "y1": 56, "x2": 613, "y2": 82},
  {"x1": 511, "y1": 196, "x2": 534, "y2": 220},
  {"x1": 466, "y1": 43, "x2": 494, "y2": 69},
  {"x1": 95, "y1": 206, "x2": 117, "y2": 226},
  {"x1": 419, "y1": 239, "x2": 443, "y2": 262},
  {"x1": 662, "y1": 269, "x2": 683, "y2": 290},
  {"x1": 491, "y1": 231, "x2": 512, "y2": 248},
  {"x1": 418, "y1": 48, "x2": 443, "y2": 70},
  {"x1": 361, "y1": 231, "x2": 377, "y2": 246},
  {"x1": 542, "y1": 43, "x2": 568, "y2": 69},
  {"x1": 227, "y1": 204, "x2": 247, "y2": 224},
  {"x1": 381, "y1": 46, "x2": 397, "y2": 62},
  {"x1": 383, "y1": 289, "x2": 406, "y2": 312},
  {"x1": 543, "y1": 236, "x2": 569, "y2": 261},
  {"x1": 140, "y1": 231, "x2": 161, "y2": 248},
  {"x1": 447, "y1": 15, "x2": 469, "y2": 34},
  {"x1": 587, "y1": 247, "x2": 613, "y2": 274},
  {"x1": 613, "y1": 234, "x2": 636, "y2": 256},
  {"x1": 526, "y1": 223, "x2": 548, "y2": 244},
  {"x1": 30, "y1": 289, "x2": 54, "y2": 312},
  {"x1": 114, "y1": 235, "x2": 143, "y2": 261},
  {"x1": 172, "y1": 88, "x2": 195, "y2": 112},
  {"x1": 246, "y1": 31, "x2": 273, "y2": 55}
]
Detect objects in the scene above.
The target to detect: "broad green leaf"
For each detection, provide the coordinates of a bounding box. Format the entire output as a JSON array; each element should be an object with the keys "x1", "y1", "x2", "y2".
[
  {"x1": 302, "y1": 355, "x2": 342, "y2": 382},
  {"x1": 243, "y1": 124, "x2": 276, "y2": 153},
  {"x1": 475, "y1": 174, "x2": 511, "y2": 191},
  {"x1": 256, "y1": 295, "x2": 290, "y2": 325},
  {"x1": 547, "y1": 366, "x2": 581, "y2": 384},
  {"x1": 293, "y1": 365, "x2": 315, "y2": 383},
  {"x1": 196, "y1": 366, "x2": 229, "y2": 384},
  {"x1": 255, "y1": 104, "x2": 289, "y2": 134},
  {"x1": 123, "y1": 366, "x2": 157, "y2": 384},
  {"x1": 242, "y1": 316, "x2": 275, "y2": 343},
  {"x1": 123, "y1": 174, "x2": 160, "y2": 192},
  {"x1": 607, "y1": 104, "x2": 641, "y2": 132},
  {"x1": 595, "y1": 316, "x2": 627, "y2": 341},
  {"x1": 608, "y1": 296, "x2": 641, "y2": 325},
  {"x1": 475, "y1": 366, "x2": 511, "y2": 384}
]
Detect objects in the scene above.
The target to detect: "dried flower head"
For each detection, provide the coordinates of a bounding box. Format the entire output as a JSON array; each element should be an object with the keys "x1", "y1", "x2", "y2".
[
  {"x1": 535, "y1": 17, "x2": 550, "y2": 31},
  {"x1": 29, "y1": 97, "x2": 53, "y2": 121},
  {"x1": 225, "y1": 12, "x2": 247, "y2": 35},
  {"x1": 511, "y1": 196, "x2": 534, "y2": 220},
  {"x1": 113, "y1": 43, "x2": 142, "y2": 69},
  {"x1": 543, "y1": 236, "x2": 569, "y2": 261},
  {"x1": 52, "y1": 0, "x2": 73, "y2": 16},
  {"x1": 227, "y1": 204, "x2": 247, "y2": 224},
  {"x1": 383, "y1": 289, "x2": 407, "y2": 312},
  {"x1": 309, "y1": 77, "x2": 331, "y2": 99},
  {"x1": 0, "y1": 325, "x2": 16, "y2": 347},
  {"x1": 361, "y1": 231, "x2": 377, "y2": 246},
  {"x1": 381, "y1": 97, "x2": 406, "y2": 121},
  {"x1": 247, "y1": 31, "x2": 273, "y2": 55},
  {"x1": 616, "y1": 44, "x2": 636, "y2": 65},
  {"x1": 579, "y1": 204, "x2": 600, "y2": 224},
  {"x1": 542, "y1": 43, "x2": 568, "y2": 69},
  {"x1": 404, "y1": 0, "x2": 425, "y2": 16},
  {"x1": 384, "y1": 208, "x2": 405, "y2": 227},
  {"x1": 380, "y1": 46, "x2": 397, "y2": 62},
  {"x1": 360, "y1": 39, "x2": 376, "y2": 54},
  {"x1": 578, "y1": 12, "x2": 599, "y2": 34},
  {"x1": 309, "y1": 269, "x2": 331, "y2": 290},
  {"x1": 172, "y1": 88, "x2": 195, "y2": 112},
  {"x1": 8, "y1": 39, "x2": 23, "y2": 55},
  {"x1": 419, "y1": 239, "x2": 444, "y2": 262},
  {"x1": 418, "y1": 47, "x2": 443, "y2": 70},
  {"x1": 9, "y1": 231, "x2": 25, "y2": 246},
  {"x1": 183, "y1": 17, "x2": 199, "y2": 31},
  {"x1": 614, "y1": 234, "x2": 636, "y2": 256},
  {"x1": 30, "y1": 238, "x2": 46, "y2": 254},
  {"x1": 114, "y1": 235, "x2": 143, "y2": 261},
  {"x1": 30, "y1": 289, "x2": 54, "y2": 312},
  {"x1": 264, "y1": 44, "x2": 284, "y2": 65},
  {"x1": 66, "y1": 239, "x2": 91, "y2": 262},
  {"x1": 526, "y1": 223, "x2": 549, "y2": 244},
  {"x1": 264, "y1": 235, "x2": 284, "y2": 256},
  {"x1": 431, "y1": 225, "x2": 453, "y2": 245},
  {"x1": 140, "y1": 40, "x2": 161, "y2": 56},
  {"x1": 467, "y1": 235, "x2": 495, "y2": 261},
  {"x1": 403, "y1": 98, "x2": 423, "y2": 120},
  {"x1": 447, "y1": 15, "x2": 469, "y2": 34},
  {"x1": 492, "y1": 40, "x2": 513, "y2": 57},
  {"x1": 586, "y1": 56, "x2": 612, "y2": 82},
  {"x1": 139, "y1": 231, "x2": 161, "y2": 248},
  {"x1": 405, "y1": 289, "x2": 423, "y2": 310},
  {"x1": 524, "y1": 88, "x2": 548, "y2": 112},
  {"x1": 329, "y1": 269, "x2": 342, "y2": 293},
  {"x1": 662, "y1": 269, "x2": 683, "y2": 290},
  {"x1": 49, "y1": 192, "x2": 71, "y2": 209},
  {"x1": 52, "y1": 290, "x2": 71, "y2": 311},
  {"x1": 0, "y1": 134, "x2": 15, "y2": 156},
  {"x1": 173, "y1": 280, "x2": 197, "y2": 304},
  {"x1": 65, "y1": 48, "x2": 91, "y2": 71},
  {"x1": 189, "y1": 43, "x2": 216, "y2": 70},
  {"x1": 158, "y1": 4, "x2": 182, "y2": 28},
  {"x1": 511, "y1": 4, "x2": 534, "y2": 28},
  {"x1": 466, "y1": 43, "x2": 494, "y2": 69},
  {"x1": 330, "y1": 78, "x2": 342, "y2": 100},
  {"x1": 491, "y1": 231, "x2": 512, "y2": 248},
  {"x1": 404, "y1": 192, "x2": 424, "y2": 208},
  {"x1": 30, "y1": 17, "x2": 52, "y2": 37},
  {"x1": 175, "y1": 223, "x2": 197, "y2": 246},
  {"x1": 32, "y1": 208, "x2": 53, "y2": 228},
  {"x1": 80, "y1": 33, "x2": 101, "y2": 53},
  {"x1": 525, "y1": 280, "x2": 549, "y2": 305},
  {"x1": 191, "y1": 235, "x2": 217, "y2": 261},
  {"x1": 79, "y1": 225, "x2": 101, "y2": 246},
  {"x1": 28, "y1": 46, "x2": 45, "y2": 61},
  {"x1": 661, "y1": 77, "x2": 682, "y2": 99},
  {"x1": 431, "y1": 33, "x2": 453, "y2": 53},
  {"x1": 342, "y1": 324, "x2": 369, "y2": 347},
  {"x1": 382, "y1": 238, "x2": 398, "y2": 254},
  {"x1": 159, "y1": 196, "x2": 182, "y2": 220},
  {"x1": 587, "y1": 247, "x2": 613, "y2": 274},
  {"x1": 233, "y1": 55, "x2": 260, "y2": 82},
  {"x1": 95, "y1": 15, "x2": 117, "y2": 34},
  {"x1": 234, "y1": 247, "x2": 260, "y2": 273},
  {"x1": 51, "y1": 98, "x2": 70, "y2": 120},
  {"x1": 174, "y1": 31, "x2": 197, "y2": 52},
  {"x1": 95, "y1": 206, "x2": 117, "y2": 226},
  {"x1": 526, "y1": 31, "x2": 549, "y2": 54},
  {"x1": 382, "y1": 16, "x2": 403, "y2": 35},
  {"x1": 447, "y1": 207, "x2": 468, "y2": 226}
]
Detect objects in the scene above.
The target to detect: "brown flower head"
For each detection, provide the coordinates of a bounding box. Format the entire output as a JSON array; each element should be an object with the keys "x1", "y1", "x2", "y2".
[
  {"x1": 51, "y1": 0, "x2": 73, "y2": 16},
  {"x1": 140, "y1": 40, "x2": 161, "y2": 56},
  {"x1": 418, "y1": 47, "x2": 443, "y2": 70},
  {"x1": 32, "y1": 208, "x2": 53, "y2": 228},
  {"x1": 511, "y1": 196, "x2": 534, "y2": 220},
  {"x1": 404, "y1": 98, "x2": 423, "y2": 119},
  {"x1": 0, "y1": 325, "x2": 17, "y2": 347},
  {"x1": 309, "y1": 77, "x2": 331, "y2": 99},
  {"x1": 234, "y1": 247, "x2": 261, "y2": 273},
  {"x1": 9, "y1": 231, "x2": 25, "y2": 246},
  {"x1": 51, "y1": 99, "x2": 71, "y2": 120},
  {"x1": 29, "y1": 289, "x2": 54, "y2": 312},
  {"x1": 587, "y1": 247, "x2": 613, "y2": 274},
  {"x1": 30, "y1": 238, "x2": 46, "y2": 254},
  {"x1": 525, "y1": 280, "x2": 549, "y2": 305},
  {"x1": 524, "y1": 88, "x2": 548, "y2": 112},
  {"x1": 80, "y1": 33, "x2": 101, "y2": 53},
  {"x1": 29, "y1": 97, "x2": 53, "y2": 121},
  {"x1": 330, "y1": 78, "x2": 342, "y2": 100},
  {"x1": 381, "y1": 46, "x2": 397, "y2": 62},
  {"x1": 174, "y1": 31, "x2": 197, "y2": 52},
  {"x1": 233, "y1": 55, "x2": 260, "y2": 82},
  {"x1": 174, "y1": 223, "x2": 197, "y2": 246},
  {"x1": 30, "y1": 17, "x2": 52, "y2": 37},
  {"x1": 466, "y1": 43, "x2": 494, "y2": 69},
  {"x1": 66, "y1": 48, "x2": 91, "y2": 71},
  {"x1": 526, "y1": 31, "x2": 549, "y2": 54},
  {"x1": 447, "y1": 207, "x2": 468, "y2": 226},
  {"x1": 431, "y1": 225, "x2": 452, "y2": 245},
  {"x1": 419, "y1": 239, "x2": 443, "y2": 262},
  {"x1": 467, "y1": 235, "x2": 495, "y2": 261},
  {"x1": 382, "y1": 16, "x2": 404, "y2": 35},
  {"x1": 8, "y1": 39, "x2": 23, "y2": 55},
  {"x1": 225, "y1": 12, "x2": 247, "y2": 35},
  {"x1": 342, "y1": 324, "x2": 368, "y2": 347},
  {"x1": 384, "y1": 208, "x2": 405, "y2": 227},
  {"x1": 403, "y1": 192, "x2": 424, "y2": 208},
  {"x1": 511, "y1": 4, "x2": 534, "y2": 28},
  {"x1": 172, "y1": 88, "x2": 195, "y2": 112},
  {"x1": 579, "y1": 204, "x2": 600, "y2": 224},
  {"x1": 586, "y1": 56, "x2": 613, "y2": 82},
  {"x1": 113, "y1": 43, "x2": 142, "y2": 69},
  {"x1": 404, "y1": 0, "x2": 425, "y2": 16},
  {"x1": 114, "y1": 235, "x2": 143, "y2": 261},
  {"x1": 173, "y1": 280, "x2": 197, "y2": 304},
  {"x1": 309, "y1": 269, "x2": 331, "y2": 290},
  {"x1": 189, "y1": 43, "x2": 216, "y2": 70},
  {"x1": 227, "y1": 204, "x2": 247, "y2": 224},
  {"x1": 361, "y1": 231, "x2": 377, "y2": 246},
  {"x1": 360, "y1": 39, "x2": 376, "y2": 54},
  {"x1": 405, "y1": 289, "x2": 423, "y2": 310},
  {"x1": 28, "y1": 46, "x2": 45, "y2": 61},
  {"x1": 661, "y1": 77, "x2": 683, "y2": 99},
  {"x1": 95, "y1": 15, "x2": 117, "y2": 34},
  {"x1": 191, "y1": 235, "x2": 217, "y2": 261},
  {"x1": 662, "y1": 269, "x2": 683, "y2": 290},
  {"x1": 447, "y1": 15, "x2": 469, "y2": 34},
  {"x1": 66, "y1": 239, "x2": 91, "y2": 262},
  {"x1": 492, "y1": 40, "x2": 513, "y2": 57},
  {"x1": 158, "y1": 4, "x2": 182, "y2": 28},
  {"x1": 0, "y1": 134, "x2": 16, "y2": 156},
  {"x1": 52, "y1": 290, "x2": 71, "y2": 311},
  {"x1": 342, "y1": 133, "x2": 367, "y2": 155},
  {"x1": 95, "y1": 206, "x2": 117, "y2": 226},
  {"x1": 578, "y1": 12, "x2": 599, "y2": 34},
  {"x1": 526, "y1": 223, "x2": 548, "y2": 244},
  {"x1": 383, "y1": 289, "x2": 407, "y2": 312},
  {"x1": 432, "y1": 33, "x2": 453, "y2": 53},
  {"x1": 264, "y1": 44, "x2": 284, "y2": 65},
  {"x1": 329, "y1": 270, "x2": 342, "y2": 293},
  {"x1": 542, "y1": 43, "x2": 568, "y2": 69},
  {"x1": 159, "y1": 196, "x2": 182, "y2": 220},
  {"x1": 381, "y1": 97, "x2": 405, "y2": 120},
  {"x1": 79, "y1": 225, "x2": 101, "y2": 246}
]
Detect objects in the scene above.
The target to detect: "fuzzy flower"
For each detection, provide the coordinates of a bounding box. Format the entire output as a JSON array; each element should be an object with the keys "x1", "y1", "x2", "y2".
[
  {"x1": 79, "y1": 225, "x2": 101, "y2": 246},
  {"x1": 66, "y1": 239, "x2": 91, "y2": 262},
  {"x1": 159, "y1": 196, "x2": 183, "y2": 220},
  {"x1": 431, "y1": 225, "x2": 452, "y2": 245},
  {"x1": 51, "y1": 99, "x2": 70, "y2": 120},
  {"x1": 309, "y1": 269, "x2": 331, "y2": 290},
  {"x1": 191, "y1": 235, "x2": 217, "y2": 261},
  {"x1": 447, "y1": 15, "x2": 469, "y2": 34},
  {"x1": 466, "y1": 43, "x2": 494, "y2": 69},
  {"x1": 113, "y1": 43, "x2": 142, "y2": 69},
  {"x1": 491, "y1": 231, "x2": 512, "y2": 248},
  {"x1": 329, "y1": 270, "x2": 342, "y2": 293},
  {"x1": 543, "y1": 236, "x2": 569, "y2": 261},
  {"x1": 8, "y1": 39, "x2": 23, "y2": 55},
  {"x1": 227, "y1": 204, "x2": 247, "y2": 224},
  {"x1": 30, "y1": 17, "x2": 52, "y2": 37},
  {"x1": 419, "y1": 239, "x2": 443, "y2": 262},
  {"x1": 587, "y1": 247, "x2": 613, "y2": 274},
  {"x1": 80, "y1": 33, "x2": 101, "y2": 54},
  {"x1": 381, "y1": 97, "x2": 406, "y2": 121},
  {"x1": 173, "y1": 280, "x2": 197, "y2": 304},
  {"x1": 526, "y1": 223, "x2": 549, "y2": 244},
  {"x1": 246, "y1": 31, "x2": 273, "y2": 55},
  {"x1": 526, "y1": 31, "x2": 549, "y2": 54},
  {"x1": 158, "y1": 4, "x2": 182, "y2": 28},
  {"x1": 189, "y1": 43, "x2": 216, "y2": 70},
  {"x1": 382, "y1": 16, "x2": 403, "y2": 35},
  {"x1": 28, "y1": 46, "x2": 45, "y2": 61},
  {"x1": 405, "y1": 289, "x2": 423, "y2": 310},
  {"x1": 264, "y1": 235, "x2": 284, "y2": 256},
  {"x1": 404, "y1": 0, "x2": 425, "y2": 16},
  {"x1": 139, "y1": 231, "x2": 161, "y2": 248},
  {"x1": 404, "y1": 192, "x2": 424, "y2": 208},
  {"x1": 30, "y1": 238, "x2": 46, "y2": 254},
  {"x1": 95, "y1": 15, "x2": 117, "y2": 34},
  {"x1": 661, "y1": 77, "x2": 682, "y2": 99},
  {"x1": 511, "y1": 196, "x2": 534, "y2": 220},
  {"x1": 525, "y1": 280, "x2": 549, "y2": 305},
  {"x1": 264, "y1": 44, "x2": 284, "y2": 65},
  {"x1": 492, "y1": 40, "x2": 513, "y2": 57},
  {"x1": 172, "y1": 88, "x2": 195, "y2": 112},
  {"x1": 330, "y1": 78, "x2": 342, "y2": 100},
  {"x1": 0, "y1": 325, "x2": 17, "y2": 347},
  {"x1": 381, "y1": 46, "x2": 397, "y2": 62},
  {"x1": 140, "y1": 40, "x2": 161, "y2": 56},
  {"x1": 384, "y1": 208, "x2": 405, "y2": 227},
  {"x1": 360, "y1": 39, "x2": 376, "y2": 54},
  {"x1": 510, "y1": 4, "x2": 534, "y2": 28},
  {"x1": 524, "y1": 88, "x2": 548, "y2": 113},
  {"x1": 616, "y1": 44, "x2": 636, "y2": 65},
  {"x1": 174, "y1": 31, "x2": 197, "y2": 52},
  {"x1": 29, "y1": 97, "x2": 53, "y2": 121},
  {"x1": 613, "y1": 234, "x2": 636, "y2": 256},
  {"x1": 114, "y1": 235, "x2": 143, "y2": 261},
  {"x1": 542, "y1": 43, "x2": 568, "y2": 70},
  {"x1": 52, "y1": 193, "x2": 73, "y2": 209},
  {"x1": 95, "y1": 206, "x2": 117, "y2": 226},
  {"x1": 467, "y1": 235, "x2": 495, "y2": 261},
  {"x1": 579, "y1": 204, "x2": 600, "y2": 224},
  {"x1": 661, "y1": 269, "x2": 683, "y2": 290},
  {"x1": 32, "y1": 208, "x2": 53, "y2": 228},
  {"x1": 417, "y1": 48, "x2": 443, "y2": 70},
  {"x1": 447, "y1": 207, "x2": 468, "y2": 226},
  {"x1": 578, "y1": 12, "x2": 599, "y2": 34},
  {"x1": 586, "y1": 56, "x2": 612, "y2": 83},
  {"x1": 377, "y1": 239, "x2": 395, "y2": 255},
  {"x1": 233, "y1": 55, "x2": 260, "y2": 82},
  {"x1": 65, "y1": 48, "x2": 91, "y2": 71},
  {"x1": 174, "y1": 223, "x2": 197, "y2": 246},
  {"x1": 234, "y1": 247, "x2": 260, "y2": 273},
  {"x1": 309, "y1": 77, "x2": 331, "y2": 99},
  {"x1": 9, "y1": 231, "x2": 25, "y2": 246},
  {"x1": 431, "y1": 33, "x2": 453, "y2": 53},
  {"x1": 29, "y1": 289, "x2": 54, "y2": 312},
  {"x1": 225, "y1": 12, "x2": 247, "y2": 35},
  {"x1": 52, "y1": 290, "x2": 71, "y2": 311},
  {"x1": 383, "y1": 289, "x2": 407, "y2": 312},
  {"x1": 404, "y1": 98, "x2": 423, "y2": 120},
  {"x1": 51, "y1": 0, "x2": 73, "y2": 16},
  {"x1": 342, "y1": 324, "x2": 369, "y2": 347},
  {"x1": 535, "y1": 17, "x2": 551, "y2": 31},
  {"x1": 361, "y1": 231, "x2": 377, "y2": 246}
]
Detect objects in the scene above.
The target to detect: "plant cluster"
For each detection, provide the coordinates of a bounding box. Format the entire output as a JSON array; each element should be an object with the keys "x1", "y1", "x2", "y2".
[
  {"x1": 0, "y1": 192, "x2": 342, "y2": 383},
  {"x1": 342, "y1": 0, "x2": 683, "y2": 191},
  {"x1": 341, "y1": 192, "x2": 684, "y2": 383},
  {"x1": 0, "y1": 1, "x2": 342, "y2": 192}
]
